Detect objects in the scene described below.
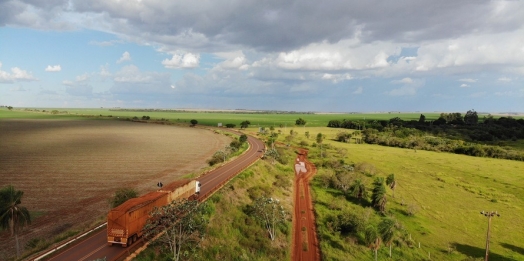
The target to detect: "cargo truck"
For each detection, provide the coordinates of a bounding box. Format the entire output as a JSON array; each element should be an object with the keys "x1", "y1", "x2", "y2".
[{"x1": 107, "y1": 179, "x2": 201, "y2": 247}]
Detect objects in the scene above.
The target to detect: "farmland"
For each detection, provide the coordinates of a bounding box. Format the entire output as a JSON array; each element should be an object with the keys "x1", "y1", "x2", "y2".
[{"x1": 0, "y1": 118, "x2": 232, "y2": 258}]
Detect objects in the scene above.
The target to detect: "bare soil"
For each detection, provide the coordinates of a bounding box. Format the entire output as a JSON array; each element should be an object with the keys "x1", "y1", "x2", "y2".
[{"x1": 0, "y1": 119, "x2": 231, "y2": 258}]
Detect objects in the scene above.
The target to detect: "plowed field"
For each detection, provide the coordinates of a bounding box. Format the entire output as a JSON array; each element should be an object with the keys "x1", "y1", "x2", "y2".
[{"x1": 0, "y1": 119, "x2": 231, "y2": 258}]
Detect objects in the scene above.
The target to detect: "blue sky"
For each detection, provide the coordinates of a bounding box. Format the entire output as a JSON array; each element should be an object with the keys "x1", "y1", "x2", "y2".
[{"x1": 1, "y1": 0, "x2": 523, "y2": 113}]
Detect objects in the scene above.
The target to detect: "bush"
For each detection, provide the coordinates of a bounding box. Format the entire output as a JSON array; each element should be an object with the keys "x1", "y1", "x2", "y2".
[{"x1": 109, "y1": 188, "x2": 138, "y2": 208}]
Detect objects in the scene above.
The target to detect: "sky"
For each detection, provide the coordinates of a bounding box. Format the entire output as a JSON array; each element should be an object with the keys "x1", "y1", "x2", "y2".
[{"x1": 0, "y1": 0, "x2": 523, "y2": 113}]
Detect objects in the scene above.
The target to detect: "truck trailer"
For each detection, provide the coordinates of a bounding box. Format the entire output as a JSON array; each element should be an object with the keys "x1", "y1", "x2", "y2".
[{"x1": 107, "y1": 179, "x2": 200, "y2": 247}]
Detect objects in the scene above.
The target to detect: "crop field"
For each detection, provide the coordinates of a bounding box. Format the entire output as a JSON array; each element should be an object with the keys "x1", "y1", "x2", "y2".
[
  {"x1": 307, "y1": 130, "x2": 524, "y2": 260},
  {"x1": 0, "y1": 119, "x2": 231, "y2": 257}
]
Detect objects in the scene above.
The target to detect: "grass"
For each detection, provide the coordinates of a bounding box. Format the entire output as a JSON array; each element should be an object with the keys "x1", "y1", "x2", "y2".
[
  {"x1": 305, "y1": 127, "x2": 524, "y2": 260},
  {"x1": 0, "y1": 107, "x2": 464, "y2": 127},
  {"x1": 136, "y1": 150, "x2": 295, "y2": 261}
]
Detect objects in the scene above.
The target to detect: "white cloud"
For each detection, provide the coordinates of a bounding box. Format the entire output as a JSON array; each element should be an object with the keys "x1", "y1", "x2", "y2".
[
  {"x1": 353, "y1": 86, "x2": 363, "y2": 94},
  {"x1": 460, "y1": 83, "x2": 470, "y2": 88},
  {"x1": 117, "y1": 51, "x2": 131, "y2": 63},
  {"x1": 392, "y1": 77, "x2": 413, "y2": 84},
  {"x1": 0, "y1": 62, "x2": 37, "y2": 83},
  {"x1": 45, "y1": 65, "x2": 61, "y2": 72},
  {"x1": 459, "y1": 78, "x2": 477, "y2": 83},
  {"x1": 498, "y1": 77, "x2": 512, "y2": 82},
  {"x1": 214, "y1": 51, "x2": 249, "y2": 71},
  {"x1": 321, "y1": 73, "x2": 352, "y2": 83},
  {"x1": 162, "y1": 53, "x2": 200, "y2": 69}
]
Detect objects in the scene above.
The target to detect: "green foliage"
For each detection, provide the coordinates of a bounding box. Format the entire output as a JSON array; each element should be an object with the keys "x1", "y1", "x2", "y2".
[
  {"x1": 240, "y1": 120, "x2": 251, "y2": 129},
  {"x1": 251, "y1": 196, "x2": 288, "y2": 241},
  {"x1": 371, "y1": 178, "x2": 387, "y2": 213},
  {"x1": 295, "y1": 117, "x2": 306, "y2": 126},
  {"x1": 109, "y1": 188, "x2": 138, "y2": 208},
  {"x1": 0, "y1": 185, "x2": 32, "y2": 257},
  {"x1": 225, "y1": 123, "x2": 236, "y2": 128},
  {"x1": 190, "y1": 119, "x2": 198, "y2": 126},
  {"x1": 142, "y1": 199, "x2": 208, "y2": 261}
]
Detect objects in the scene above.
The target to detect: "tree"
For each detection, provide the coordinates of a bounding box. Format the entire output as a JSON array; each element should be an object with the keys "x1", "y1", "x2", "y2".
[
  {"x1": 7, "y1": 106, "x2": 13, "y2": 110},
  {"x1": 316, "y1": 133, "x2": 325, "y2": 158},
  {"x1": 0, "y1": 185, "x2": 31, "y2": 257},
  {"x1": 371, "y1": 177, "x2": 387, "y2": 213},
  {"x1": 190, "y1": 119, "x2": 198, "y2": 126},
  {"x1": 305, "y1": 131, "x2": 310, "y2": 139},
  {"x1": 263, "y1": 148, "x2": 280, "y2": 164},
  {"x1": 348, "y1": 179, "x2": 368, "y2": 202},
  {"x1": 295, "y1": 118, "x2": 306, "y2": 126},
  {"x1": 109, "y1": 188, "x2": 138, "y2": 208},
  {"x1": 143, "y1": 199, "x2": 208, "y2": 261},
  {"x1": 225, "y1": 123, "x2": 236, "y2": 128},
  {"x1": 464, "y1": 109, "x2": 479, "y2": 125},
  {"x1": 386, "y1": 173, "x2": 396, "y2": 198},
  {"x1": 240, "y1": 120, "x2": 251, "y2": 129},
  {"x1": 336, "y1": 131, "x2": 352, "y2": 143},
  {"x1": 379, "y1": 217, "x2": 398, "y2": 258},
  {"x1": 364, "y1": 225, "x2": 381, "y2": 261},
  {"x1": 418, "y1": 114, "x2": 426, "y2": 124},
  {"x1": 252, "y1": 197, "x2": 287, "y2": 241},
  {"x1": 239, "y1": 134, "x2": 248, "y2": 143}
]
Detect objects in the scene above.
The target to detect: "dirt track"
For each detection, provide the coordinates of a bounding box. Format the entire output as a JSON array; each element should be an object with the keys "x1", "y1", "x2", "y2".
[{"x1": 292, "y1": 149, "x2": 320, "y2": 261}]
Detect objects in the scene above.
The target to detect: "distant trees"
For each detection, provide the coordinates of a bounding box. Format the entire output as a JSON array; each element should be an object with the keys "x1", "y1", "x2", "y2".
[
  {"x1": 418, "y1": 114, "x2": 426, "y2": 123},
  {"x1": 225, "y1": 123, "x2": 236, "y2": 128},
  {"x1": 336, "y1": 131, "x2": 352, "y2": 143},
  {"x1": 464, "y1": 109, "x2": 478, "y2": 125},
  {"x1": 240, "y1": 120, "x2": 251, "y2": 129},
  {"x1": 295, "y1": 118, "x2": 306, "y2": 126},
  {"x1": 7, "y1": 106, "x2": 13, "y2": 110},
  {"x1": 143, "y1": 199, "x2": 208, "y2": 261},
  {"x1": 0, "y1": 185, "x2": 31, "y2": 257},
  {"x1": 190, "y1": 119, "x2": 198, "y2": 126},
  {"x1": 109, "y1": 188, "x2": 138, "y2": 208}
]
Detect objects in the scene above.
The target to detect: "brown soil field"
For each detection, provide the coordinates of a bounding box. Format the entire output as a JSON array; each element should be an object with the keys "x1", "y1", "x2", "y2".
[{"x1": 0, "y1": 119, "x2": 231, "y2": 258}]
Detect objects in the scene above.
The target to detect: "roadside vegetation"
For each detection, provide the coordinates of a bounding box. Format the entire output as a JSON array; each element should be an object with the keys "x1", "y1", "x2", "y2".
[{"x1": 135, "y1": 144, "x2": 295, "y2": 261}]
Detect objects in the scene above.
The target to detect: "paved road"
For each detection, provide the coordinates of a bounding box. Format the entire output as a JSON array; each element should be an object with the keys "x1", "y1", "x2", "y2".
[{"x1": 38, "y1": 133, "x2": 264, "y2": 261}]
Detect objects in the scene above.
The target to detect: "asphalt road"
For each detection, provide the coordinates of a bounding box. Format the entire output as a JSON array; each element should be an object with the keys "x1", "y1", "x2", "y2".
[{"x1": 38, "y1": 133, "x2": 264, "y2": 261}]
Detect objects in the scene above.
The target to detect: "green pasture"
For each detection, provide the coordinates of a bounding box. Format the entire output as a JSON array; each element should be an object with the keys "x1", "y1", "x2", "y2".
[
  {"x1": 1, "y1": 107, "x2": 449, "y2": 126},
  {"x1": 304, "y1": 128, "x2": 524, "y2": 260}
]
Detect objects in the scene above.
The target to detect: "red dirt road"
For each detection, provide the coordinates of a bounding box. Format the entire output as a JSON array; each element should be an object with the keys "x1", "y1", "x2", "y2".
[{"x1": 292, "y1": 149, "x2": 320, "y2": 261}]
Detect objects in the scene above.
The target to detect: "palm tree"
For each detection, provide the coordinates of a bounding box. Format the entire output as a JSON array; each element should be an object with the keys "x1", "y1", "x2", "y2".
[
  {"x1": 0, "y1": 185, "x2": 31, "y2": 257},
  {"x1": 379, "y1": 217, "x2": 398, "y2": 258},
  {"x1": 386, "y1": 173, "x2": 397, "y2": 198},
  {"x1": 364, "y1": 225, "x2": 381, "y2": 261},
  {"x1": 348, "y1": 179, "x2": 368, "y2": 202},
  {"x1": 372, "y1": 177, "x2": 387, "y2": 213}
]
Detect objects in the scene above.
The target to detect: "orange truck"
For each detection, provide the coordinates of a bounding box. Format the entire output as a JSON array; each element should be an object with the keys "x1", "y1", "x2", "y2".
[{"x1": 107, "y1": 179, "x2": 200, "y2": 247}]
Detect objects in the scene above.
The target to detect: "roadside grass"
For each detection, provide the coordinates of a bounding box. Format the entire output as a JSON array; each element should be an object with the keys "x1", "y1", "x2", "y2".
[
  {"x1": 136, "y1": 147, "x2": 295, "y2": 261},
  {"x1": 305, "y1": 128, "x2": 524, "y2": 260}
]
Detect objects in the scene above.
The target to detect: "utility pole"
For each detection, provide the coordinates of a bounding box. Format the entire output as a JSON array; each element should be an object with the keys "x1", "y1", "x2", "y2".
[{"x1": 480, "y1": 211, "x2": 500, "y2": 261}]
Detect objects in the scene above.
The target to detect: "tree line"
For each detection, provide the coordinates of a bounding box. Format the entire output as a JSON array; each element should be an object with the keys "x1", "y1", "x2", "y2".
[{"x1": 327, "y1": 110, "x2": 524, "y2": 161}]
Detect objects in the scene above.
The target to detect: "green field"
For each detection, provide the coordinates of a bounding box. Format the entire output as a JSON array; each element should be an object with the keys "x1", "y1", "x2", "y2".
[
  {"x1": 303, "y1": 129, "x2": 524, "y2": 261},
  {"x1": 1, "y1": 107, "x2": 448, "y2": 127}
]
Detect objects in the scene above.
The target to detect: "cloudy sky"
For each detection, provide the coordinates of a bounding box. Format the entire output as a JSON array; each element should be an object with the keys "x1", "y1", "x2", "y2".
[{"x1": 1, "y1": 0, "x2": 523, "y2": 112}]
